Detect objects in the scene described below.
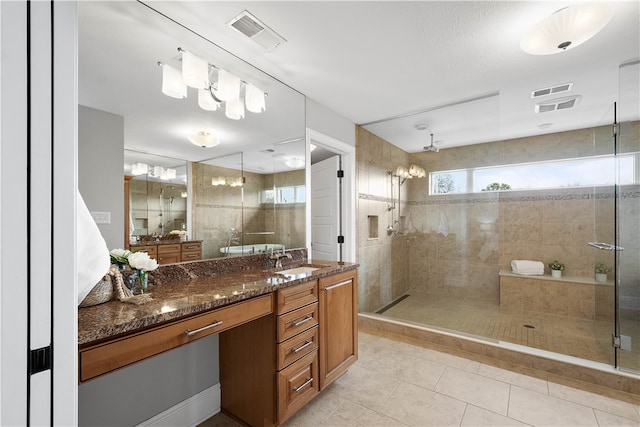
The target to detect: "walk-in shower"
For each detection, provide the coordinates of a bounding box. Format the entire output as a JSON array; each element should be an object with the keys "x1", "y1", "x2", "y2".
[{"x1": 357, "y1": 63, "x2": 640, "y2": 375}]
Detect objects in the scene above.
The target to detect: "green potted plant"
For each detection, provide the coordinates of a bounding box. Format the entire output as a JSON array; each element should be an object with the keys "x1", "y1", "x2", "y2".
[
  {"x1": 595, "y1": 263, "x2": 610, "y2": 282},
  {"x1": 548, "y1": 260, "x2": 565, "y2": 278}
]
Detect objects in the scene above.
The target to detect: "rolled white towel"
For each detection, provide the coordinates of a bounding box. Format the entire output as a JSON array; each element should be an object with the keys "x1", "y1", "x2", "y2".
[{"x1": 511, "y1": 260, "x2": 544, "y2": 275}]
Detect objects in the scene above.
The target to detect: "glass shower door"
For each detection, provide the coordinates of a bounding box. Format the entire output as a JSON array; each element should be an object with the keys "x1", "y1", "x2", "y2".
[{"x1": 615, "y1": 61, "x2": 640, "y2": 373}]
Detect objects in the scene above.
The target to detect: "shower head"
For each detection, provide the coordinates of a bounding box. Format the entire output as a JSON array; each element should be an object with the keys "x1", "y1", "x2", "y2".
[{"x1": 423, "y1": 133, "x2": 439, "y2": 153}]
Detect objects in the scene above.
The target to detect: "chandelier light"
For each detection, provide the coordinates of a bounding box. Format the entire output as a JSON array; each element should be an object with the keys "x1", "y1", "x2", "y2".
[
  {"x1": 520, "y1": 3, "x2": 613, "y2": 55},
  {"x1": 158, "y1": 47, "x2": 267, "y2": 123},
  {"x1": 160, "y1": 64, "x2": 186, "y2": 99}
]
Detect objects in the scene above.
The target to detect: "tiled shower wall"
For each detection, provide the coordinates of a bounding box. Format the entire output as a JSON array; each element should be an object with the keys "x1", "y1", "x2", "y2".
[
  {"x1": 357, "y1": 122, "x2": 639, "y2": 314},
  {"x1": 192, "y1": 162, "x2": 305, "y2": 259}
]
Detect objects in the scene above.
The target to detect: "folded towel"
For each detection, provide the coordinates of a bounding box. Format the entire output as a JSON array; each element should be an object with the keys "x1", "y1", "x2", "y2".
[
  {"x1": 511, "y1": 260, "x2": 544, "y2": 272},
  {"x1": 512, "y1": 269, "x2": 544, "y2": 276}
]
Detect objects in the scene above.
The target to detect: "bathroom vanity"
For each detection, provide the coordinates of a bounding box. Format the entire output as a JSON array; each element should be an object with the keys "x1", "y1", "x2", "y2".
[
  {"x1": 129, "y1": 240, "x2": 202, "y2": 264},
  {"x1": 78, "y1": 252, "x2": 357, "y2": 426}
]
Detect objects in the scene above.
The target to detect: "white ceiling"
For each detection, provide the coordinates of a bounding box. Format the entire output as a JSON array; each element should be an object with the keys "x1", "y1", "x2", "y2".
[{"x1": 79, "y1": 1, "x2": 639, "y2": 162}]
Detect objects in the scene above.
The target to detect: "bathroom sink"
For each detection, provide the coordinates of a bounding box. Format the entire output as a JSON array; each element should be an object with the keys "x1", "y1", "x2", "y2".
[{"x1": 277, "y1": 266, "x2": 321, "y2": 276}]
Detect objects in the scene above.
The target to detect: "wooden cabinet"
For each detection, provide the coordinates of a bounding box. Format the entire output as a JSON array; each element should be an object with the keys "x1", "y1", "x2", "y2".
[
  {"x1": 157, "y1": 243, "x2": 181, "y2": 264},
  {"x1": 129, "y1": 241, "x2": 202, "y2": 264},
  {"x1": 276, "y1": 281, "x2": 319, "y2": 422},
  {"x1": 79, "y1": 294, "x2": 273, "y2": 382},
  {"x1": 180, "y1": 241, "x2": 202, "y2": 262},
  {"x1": 129, "y1": 244, "x2": 157, "y2": 259},
  {"x1": 318, "y1": 270, "x2": 358, "y2": 389}
]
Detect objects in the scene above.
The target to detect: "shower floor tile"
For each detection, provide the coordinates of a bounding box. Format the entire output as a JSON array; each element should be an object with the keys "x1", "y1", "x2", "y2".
[{"x1": 380, "y1": 291, "x2": 615, "y2": 365}]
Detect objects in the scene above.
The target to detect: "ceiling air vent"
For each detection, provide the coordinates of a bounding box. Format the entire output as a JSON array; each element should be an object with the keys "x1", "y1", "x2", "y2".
[
  {"x1": 531, "y1": 83, "x2": 573, "y2": 98},
  {"x1": 535, "y1": 95, "x2": 581, "y2": 113},
  {"x1": 227, "y1": 10, "x2": 286, "y2": 51}
]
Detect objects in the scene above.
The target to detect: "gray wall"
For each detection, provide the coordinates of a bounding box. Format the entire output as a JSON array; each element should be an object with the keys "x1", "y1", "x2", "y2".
[
  {"x1": 79, "y1": 334, "x2": 219, "y2": 426},
  {"x1": 78, "y1": 105, "x2": 124, "y2": 249}
]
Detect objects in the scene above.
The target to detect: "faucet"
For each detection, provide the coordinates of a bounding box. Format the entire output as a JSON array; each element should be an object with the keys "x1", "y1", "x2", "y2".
[{"x1": 270, "y1": 248, "x2": 292, "y2": 269}]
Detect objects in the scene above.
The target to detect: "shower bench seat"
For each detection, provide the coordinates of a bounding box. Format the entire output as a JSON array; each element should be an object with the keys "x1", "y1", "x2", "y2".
[{"x1": 498, "y1": 270, "x2": 613, "y2": 321}]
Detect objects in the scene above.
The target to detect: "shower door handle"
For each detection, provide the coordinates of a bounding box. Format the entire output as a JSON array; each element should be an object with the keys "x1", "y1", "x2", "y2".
[{"x1": 587, "y1": 242, "x2": 624, "y2": 251}]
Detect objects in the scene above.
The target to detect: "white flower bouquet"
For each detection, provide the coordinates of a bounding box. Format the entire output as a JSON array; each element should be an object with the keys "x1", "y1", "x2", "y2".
[{"x1": 110, "y1": 248, "x2": 132, "y2": 268}]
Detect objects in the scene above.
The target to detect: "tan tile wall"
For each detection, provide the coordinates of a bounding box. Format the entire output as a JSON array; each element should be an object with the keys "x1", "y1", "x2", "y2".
[{"x1": 357, "y1": 122, "x2": 639, "y2": 315}]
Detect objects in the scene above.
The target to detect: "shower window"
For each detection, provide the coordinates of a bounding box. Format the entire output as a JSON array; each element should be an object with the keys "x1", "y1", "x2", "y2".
[
  {"x1": 430, "y1": 153, "x2": 637, "y2": 195},
  {"x1": 260, "y1": 185, "x2": 306, "y2": 204}
]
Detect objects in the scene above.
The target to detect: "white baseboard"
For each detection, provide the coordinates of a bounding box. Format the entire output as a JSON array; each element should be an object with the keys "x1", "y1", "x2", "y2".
[{"x1": 136, "y1": 383, "x2": 221, "y2": 427}]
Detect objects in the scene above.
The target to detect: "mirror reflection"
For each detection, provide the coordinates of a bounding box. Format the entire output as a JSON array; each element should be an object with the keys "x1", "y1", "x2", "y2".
[{"x1": 79, "y1": 1, "x2": 306, "y2": 263}]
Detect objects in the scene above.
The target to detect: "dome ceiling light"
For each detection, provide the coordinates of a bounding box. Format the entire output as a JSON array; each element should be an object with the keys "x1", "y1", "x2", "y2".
[
  {"x1": 520, "y1": 3, "x2": 613, "y2": 55},
  {"x1": 188, "y1": 131, "x2": 219, "y2": 148}
]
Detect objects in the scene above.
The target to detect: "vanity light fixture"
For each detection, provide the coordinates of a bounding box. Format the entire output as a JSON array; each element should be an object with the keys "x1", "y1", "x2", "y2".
[
  {"x1": 520, "y1": 3, "x2": 613, "y2": 55},
  {"x1": 188, "y1": 131, "x2": 220, "y2": 148},
  {"x1": 212, "y1": 176, "x2": 245, "y2": 187},
  {"x1": 158, "y1": 48, "x2": 267, "y2": 122},
  {"x1": 131, "y1": 162, "x2": 149, "y2": 176}
]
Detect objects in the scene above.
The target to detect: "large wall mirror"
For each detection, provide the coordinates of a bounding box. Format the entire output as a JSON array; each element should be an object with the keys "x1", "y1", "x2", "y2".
[{"x1": 79, "y1": 1, "x2": 306, "y2": 261}]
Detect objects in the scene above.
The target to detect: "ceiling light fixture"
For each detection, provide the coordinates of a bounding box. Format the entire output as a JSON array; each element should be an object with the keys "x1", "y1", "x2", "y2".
[
  {"x1": 284, "y1": 157, "x2": 305, "y2": 169},
  {"x1": 188, "y1": 131, "x2": 220, "y2": 148},
  {"x1": 158, "y1": 47, "x2": 267, "y2": 122},
  {"x1": 520, "y1": 3, "x2": 613, "y2": 55}
]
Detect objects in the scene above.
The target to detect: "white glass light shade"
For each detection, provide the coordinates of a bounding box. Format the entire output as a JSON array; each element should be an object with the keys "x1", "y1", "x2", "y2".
[
  {"x1": 520, "y1": 3, "x2": 613, "y2": 55},
  {"x1": 131, "y1": 162, "x2": 148, "y2": 176},
  {"x1": 198, "y1": 88, "x2": 219, "y2": 111},
  {"x1": 181, "y1": 191, "x2": 188, "y2": 198},
  {"x1": 245, "y1": 84, "x2": 266, "y2": 113},
  {"x1": 225, "y1": 98, "x2": 245, "y2": 120},
  {"x1": 161, "y1": 64, "x2": 187, "y2": 99},
  {"x1": 181, "y1": 50, "x2": 210, "y2": 88},
  {"x1": 212, "y1": 177, "x2": 222, "y2": 186},
  {"x1": 217, "y1": 69, "x2": 241, "y2": 101},
  {"x1": 285, "y1": 157, "x2": 305, "y2": 169},
  {"x1": 162, "y1": 168, "x2": 177, "y2": 180},
  {"x1": 188, "y1": 131, "x2": 219, "y2": 148}
]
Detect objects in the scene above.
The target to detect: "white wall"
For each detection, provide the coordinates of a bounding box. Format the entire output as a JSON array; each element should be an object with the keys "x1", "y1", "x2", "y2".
[
  {"x1": 306, "y1": 98, "x2": 356, "y2": 147},
  {"x1": 78, "y1": 105, "x2": 124, "y2": 249}
]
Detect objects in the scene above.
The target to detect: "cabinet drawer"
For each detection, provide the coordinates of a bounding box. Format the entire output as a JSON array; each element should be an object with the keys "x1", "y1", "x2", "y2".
[
  {"x1": 130, "y1": 245, "x2": 157, "y2": 257},
  {"x1": 278, "y1": 326, "x2": 318, "y2": 370},
  {"x1": 278, "y1": 302, "x2": 318, "y2": 343},
  {"x1": 79, "y1": 294, "x2": 273, "y2": 382},
  {"x1": 277, "y1": 280, "x2": 318, "y2": 314},
  {"x1": 158, "y1": 254, "x2": 181, "y2": 264},
  {"x1": 158, "y1": 244, "x2": 181, "y2": 254},
  {"x1": 181, "y1": 251, "x2": 201, "y2": 262},
  {"x1": 181, "y1": 242, "x2": 202, "y2": 252},
  {"x1": 278, "y1": 350, "x2": 319, "y2": 423}
]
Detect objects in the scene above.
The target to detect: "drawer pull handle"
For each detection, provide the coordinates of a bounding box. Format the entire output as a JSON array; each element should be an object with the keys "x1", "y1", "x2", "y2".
[
  {"x1": 323, "y1": 280, "x2": 351, "y2": 291},
  {"x1": 185, "y1": 320, "x2": 223, "y2": 337},
  {"x1": 291, "y1": 316, "x2": 313, "y2": 327},
  {"x1": 293, "y1": 377, "x2": 313, "y2": 392},
  {"x1": 291, "y1": 340, "x2": 313, "y2": 354}
]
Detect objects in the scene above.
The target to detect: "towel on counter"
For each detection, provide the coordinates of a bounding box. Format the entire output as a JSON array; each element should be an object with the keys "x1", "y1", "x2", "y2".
[
  {"x1": 77, "y1": 190, "x2": 110, "y2": 305},
  {"x1": 511, "y1": 260, "x2": 544, "y2": 276}
]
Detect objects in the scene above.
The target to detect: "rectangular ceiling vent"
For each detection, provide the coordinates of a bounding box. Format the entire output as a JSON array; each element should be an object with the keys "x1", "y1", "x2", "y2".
[
  {"x1": 228, "y1": 10, "x2": 286, "y2": 51},
  {"x1": 535, "y1": 95, "x2": 581, "y2": 113},
  {"x1": 531, "y1": 83, "x2": 573, "y2": 98}
]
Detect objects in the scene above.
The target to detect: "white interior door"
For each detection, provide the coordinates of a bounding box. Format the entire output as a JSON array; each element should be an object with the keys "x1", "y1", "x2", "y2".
[{"x1": 311, "y1": 156, "x2": 340, "y2": 261}]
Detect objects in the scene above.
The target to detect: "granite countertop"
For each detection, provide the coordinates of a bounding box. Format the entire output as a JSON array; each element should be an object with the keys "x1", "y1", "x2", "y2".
[
  {"x1": 129, "y1": 239, "x2": 203, "y2": 246},
  {"x1": 78, "y1": 257, "x2": 357, "y2": 347}
]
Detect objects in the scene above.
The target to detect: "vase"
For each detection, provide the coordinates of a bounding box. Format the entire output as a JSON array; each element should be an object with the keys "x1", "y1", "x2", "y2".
[
  {"x1": 129, "y1": 269, "x2": 148, "y2": 294},
  {"x1": 551, "y1": 270, "x2": 562, "y2": 278},
  {"x1": 595, "y1": 273, "x2": 607, "y2": 283}
]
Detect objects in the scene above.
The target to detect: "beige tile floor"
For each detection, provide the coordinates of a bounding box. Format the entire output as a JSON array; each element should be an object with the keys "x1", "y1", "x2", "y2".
[
  {"x1": 379, "y1": 291, "x2": 640, "y2": 372},
  {"x1": 201, "y1": 331, "x2": 640, "y2": 427}
]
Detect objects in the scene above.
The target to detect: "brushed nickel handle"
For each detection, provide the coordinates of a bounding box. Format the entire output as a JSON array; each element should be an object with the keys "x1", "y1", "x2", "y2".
[
  {"x1": 293, "y1": 377, "x2": 313, "y2": 392},
  {"x1": 291, "y1": 316, "x2": 313, "y2": 327},
  {"x1": 185, "y1": 320, "x2": 223, "y2": 337},
  {"x1": 291, "y1": 340, "x2": 313, "y2": 354},
  {"x1": 323, "y1": 280, "x2": 351, "y2": 291}
]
